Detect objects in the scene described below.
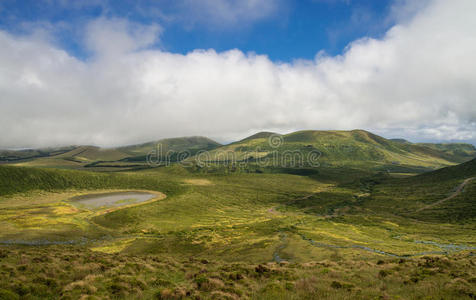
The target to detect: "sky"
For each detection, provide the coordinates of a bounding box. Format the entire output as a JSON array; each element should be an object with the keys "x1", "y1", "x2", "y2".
[{"x1": 0, "y1": 0, "x2": 475, "y2": 148}]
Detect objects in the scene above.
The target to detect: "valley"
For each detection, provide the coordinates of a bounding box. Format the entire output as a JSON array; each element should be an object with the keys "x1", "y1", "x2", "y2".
[{"x1": 0, "y1": 131, "x2": 475, "y2": 299}]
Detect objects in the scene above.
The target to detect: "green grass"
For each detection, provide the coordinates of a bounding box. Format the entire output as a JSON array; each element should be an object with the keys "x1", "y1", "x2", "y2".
[
  {"x1": 0, "y1": 146, "x2": 75, "y2": 162},
  {"x1": 3, "y1": 130, "x2": 475, "y2": 173},
  {"x1": 360, "y1": 158, "x2": 476, "y2": 222},
  {"x1": 3, "y1": 136, "x2": 222, "y2": 170},
  {"x1": 2, "y1": 164, "x2": 474, "y2": 258},
  {"x1": 0, "y1": 246, "x2": 474, "y2": 299},
  {"x1": 0, "y1": 156, "x2": 475, "y2": 299},
  {"x1": 0, "y1": 165, "x2": 183, "y2": 196},
  {"x1": 196, "y1": 130, "x2": 473, "y2": 174},
  {"x1": 119, "y1": 136, "x2": 221, "y2": 157},
  {"x1": 417, "y1": 142, "x2": 476, "y2": 162}
]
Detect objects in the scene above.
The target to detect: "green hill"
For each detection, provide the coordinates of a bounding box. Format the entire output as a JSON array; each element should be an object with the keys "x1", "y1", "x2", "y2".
[
  {"x1": 389, "y1": 138, "x2": 410, "y2": 144},
  {"x1": 4, "y1": 137, "x2": 221, "y2": 170},
  {"x1": 119, "y1": 136, "x2": 221, "y2": 157},
  {"x1": 416, "y1": 143, "x2": 476, "y2": 163},
  {"x1": 238, "y1": 131, "x2": 277, "y2": 142},
  {"x1": 57, "y1": 146, "x2": 130, "y2": 162},
  {"x1": 195, "y1": 130, "x2": 474, "y2": 173},
  {"x1": 363, "y1": 158, "x2": 476, "y2": 222},
  {"x1": 0, "y1": 165, "x2": 181, "y2": 196},
  {"x1": 0, "y1": 146, "x2": 75, "y2": 161},
  {"x1": 2, "y1": 131, "x2": 474, "y2": 174},
  {"x1": 8, "y1": 146, "x2": 133, "y2": 170},
  {"x1": 415, "y1": 157, "x2": 476, "y2": 181}
]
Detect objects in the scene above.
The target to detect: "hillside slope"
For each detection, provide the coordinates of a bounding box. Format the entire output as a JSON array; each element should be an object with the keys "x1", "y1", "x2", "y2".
[
  {"x1": 0, "y1": 146, "x2": 75, "y2": 162},
  {"x1": 416, "y1": 143, "x2": 476, "y2": 163},
  {"x1": 0, "y1": 165, "x2": 181, "y2": 196},
  {"x1": 197, "y1": 130, "x2": 475, "y2": 172},
  {"x1": 5, "y1": 137, "x2": 221, "y2": 170},
  {"x1": 365, "y1": 158, "x2": 476, "y2": 222},
  {"x1": 119, "y1": 136, "x2": 221, "y2": 157},
  {"x1": 2, "y1": 131, "x2": 474, "y2": 173}
]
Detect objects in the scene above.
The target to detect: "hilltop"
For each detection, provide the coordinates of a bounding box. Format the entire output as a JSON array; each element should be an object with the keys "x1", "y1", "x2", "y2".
[
  {"x1": 0, "y1": 146, "x2": 75, "y2": 161},
  {"x1": 119, "y1": 136, "x2": 221, "y2": 158},
  {"x1": 1, "y1": 130, "x2": 475, "y2": 174},
  {"x1": 3, "y1": 136, "x2": 221, "y2": 170},
  {"x1": 238, "y1": 131, "x2": 277, "y2": 142},
  {"x1": 198, "y1": 130, "x2": 476, "y2": 173}
]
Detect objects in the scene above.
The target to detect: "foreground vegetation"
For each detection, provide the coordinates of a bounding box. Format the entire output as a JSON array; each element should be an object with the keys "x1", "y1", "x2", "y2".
[
  {"x1": 0, "y1": 143, "x2": 475, "y2": 298},
  {"x1": 0, "y1": 246, "x2": 475, "y2": 299}
]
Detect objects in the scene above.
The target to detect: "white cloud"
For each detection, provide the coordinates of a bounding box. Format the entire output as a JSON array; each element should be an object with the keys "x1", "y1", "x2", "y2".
[
  {"x1": 85, "y1": 17, "x2": 162, "y2": 56},
  {"x1": 0, "y1": 0, "x2": 475, "y2": 148}
]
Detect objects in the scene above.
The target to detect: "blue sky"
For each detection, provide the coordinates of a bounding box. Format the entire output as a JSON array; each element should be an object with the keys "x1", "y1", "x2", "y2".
[
  {"x1": 0, "y1": 0, "x2": 395, "y2": 61},
  {"x1": 0, "y1": 0, "x2": 475, "y2": 148}
]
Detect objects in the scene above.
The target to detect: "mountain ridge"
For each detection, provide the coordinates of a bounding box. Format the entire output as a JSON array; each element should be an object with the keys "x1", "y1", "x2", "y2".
[{"x1": 1, "y1": 131, "x2": 475, "y2": 172}]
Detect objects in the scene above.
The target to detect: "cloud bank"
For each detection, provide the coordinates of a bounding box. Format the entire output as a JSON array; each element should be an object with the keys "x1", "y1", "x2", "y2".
[{"x1": 0, "y1": 0, "x2": 475, "y2": 148}]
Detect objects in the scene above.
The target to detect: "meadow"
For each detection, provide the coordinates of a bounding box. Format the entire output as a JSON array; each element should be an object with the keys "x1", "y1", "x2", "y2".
[
  {"x1": 0, "y1": 159, "x2": 475, "y2": 299},
  {"x1": 0, "y1": 131, "x2": 475, "y2": 299}
]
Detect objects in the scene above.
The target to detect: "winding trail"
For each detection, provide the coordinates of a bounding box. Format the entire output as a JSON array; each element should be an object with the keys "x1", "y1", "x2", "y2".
[{"x1": 415, "y1": 177, "x2": 474, "y2": 213}]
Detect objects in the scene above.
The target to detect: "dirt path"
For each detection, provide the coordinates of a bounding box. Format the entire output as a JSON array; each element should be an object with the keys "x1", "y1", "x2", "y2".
[{"x1": 416, "y1": 177, "x2": 474, "y2": 213}]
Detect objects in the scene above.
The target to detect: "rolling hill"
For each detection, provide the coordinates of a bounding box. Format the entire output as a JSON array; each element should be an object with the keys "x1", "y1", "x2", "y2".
[
  {"x1": 1, "y1": 131, "x2": 475, "y2": 174},
  {"x1": 119, "y1": 136, "x2": 222, "y2": 160},
  {"x1": 363, "y1": 158, "x2": 476, "y2": 222},
  {"x1": 195, "y1": 130, "x2": 476, "y2": 173},
  {"x1": 4, "y1": 137, "x2": 221, "y2": 170},
  {"x1": 416, "y1": 143, "x2": 476, "y2": 163},
  {"x1": 0, "y1": 146, "x2": 75, "y2": 162},
  {"x1": 0, "y1": 152, "x2": 475, "y2": 299}
]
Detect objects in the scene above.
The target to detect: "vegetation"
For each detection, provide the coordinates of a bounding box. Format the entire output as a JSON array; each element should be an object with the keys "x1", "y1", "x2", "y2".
[
  {"x1": 2, "y1": 130, "x2": 475, "y2": 173},
  {"x1": 417, "y1": 143, "x2": 476, "y2": 163},
  {"x1": 195, "y1": 130, "x2": 475, "y2": 174},
  {"x1": 0, "y1": 131, "x2": 475, "y2": 299},
  {"x1": 361, "y1": 158, "x2": 476, "y2": 222},
  {"x1": 0, "y1": 146, "x2": 75, "y2": 162},
  {"x1": 0, "y1": 246, "x2": 474, "y2": 299},
  {"x1": 4, "y1": 136, "x2": 221, "y2": 170},
  {"x1": 0, "y1": 165, "x2": 182, "y2": 196}
]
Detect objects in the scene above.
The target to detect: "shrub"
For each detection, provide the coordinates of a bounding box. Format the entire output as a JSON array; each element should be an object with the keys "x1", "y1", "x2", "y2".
[{"x1": 0, "y1": 289, "x2": 19, "y2": 300}]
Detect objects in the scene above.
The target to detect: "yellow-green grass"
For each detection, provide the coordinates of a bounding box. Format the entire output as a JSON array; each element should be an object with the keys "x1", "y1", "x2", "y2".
[
  {"x1": 1, "y1": 164, "x2": 474, "y2": 261},
  {"x1": 360, "y1": 158, "x2": 476, "y2": 223},
  {"x1": 0, "y1": 245, "x2": 474, "y2": 299},
  {"x1": 12, "y1": 157, "x2": 84, "y2": 169},
  {"x1": 3, "y1": 131, "x2": 474, "y2": 175},
  {"x1": 1, "y1": 162, "x2": 476, "y2": 299},
  {"x1": 198, "y1": 130, "x2": 469, "y2": 173}
]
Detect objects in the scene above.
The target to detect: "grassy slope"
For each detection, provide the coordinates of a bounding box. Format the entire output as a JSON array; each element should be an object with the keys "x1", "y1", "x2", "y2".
[
  {"x1": 119, "y1": 136, "x2": 222, "y2": 157},
  {"x1": 8, "y1": 137, "x2": 222, "y2": 170},
  {"x1": 0, "y1": 146, "x2": 75, "y2": 161},
  {"x1": 3, "y1": 132, "x2": 475, "y2": 173},
  {"x1": 1, "y1": 164, "x2": 473, "y2": 256},
  {"x1": 362, "y1": 158, "x2": 476, "y2": 222},
  {"x1": 10, "y1": 146, "x2": 133, "y2": 169},
  {"x1": 0, "y1": 246, "x2": 474, "y2": 300},
  {"x1": 417, "y1": 142, "x2": 476, "y2": 163},
  {"x1": 199, "y1": 130, "x2": 474, "y2": 173},
  {"x1": 0, "y1": 160, "x2": 475, "y2": 299},
  {"x1": 0, "y1": 165, "x2": 182, "y2": 197}
]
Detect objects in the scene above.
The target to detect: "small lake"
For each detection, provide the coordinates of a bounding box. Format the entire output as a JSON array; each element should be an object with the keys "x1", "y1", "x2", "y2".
[{"x1": 70, "y1": 192, "x2": 156, "y2": 209}]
